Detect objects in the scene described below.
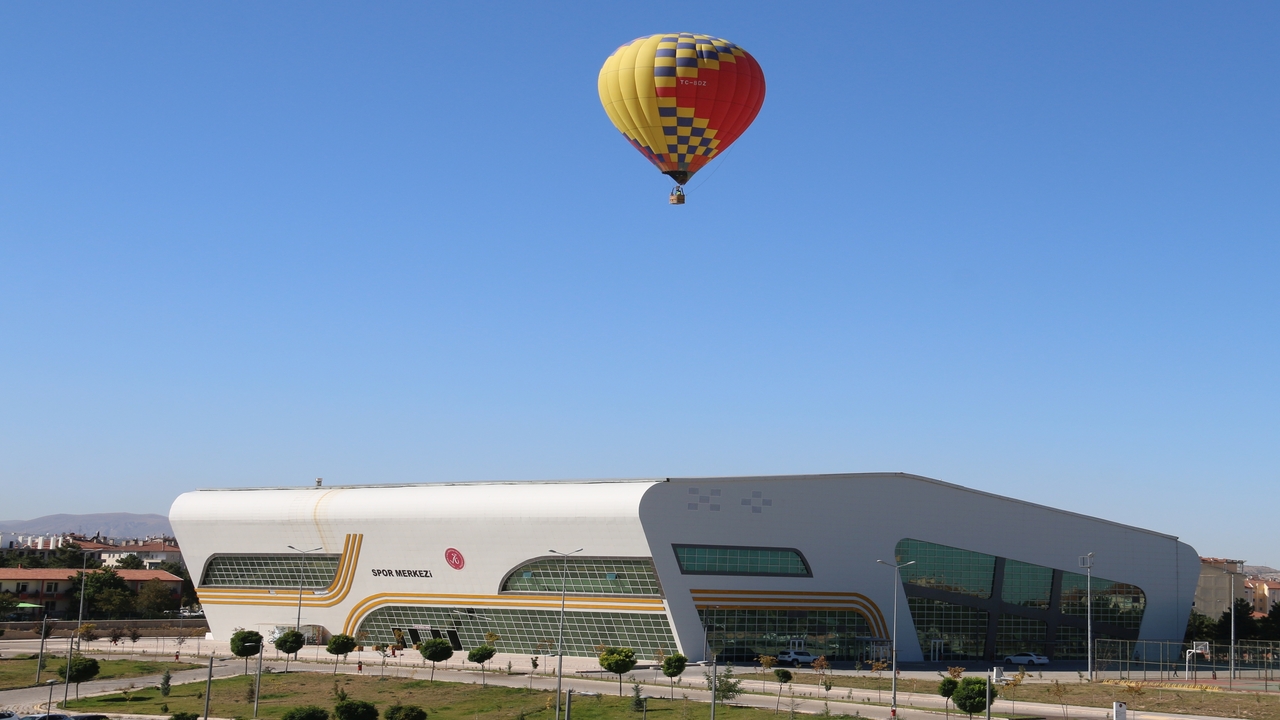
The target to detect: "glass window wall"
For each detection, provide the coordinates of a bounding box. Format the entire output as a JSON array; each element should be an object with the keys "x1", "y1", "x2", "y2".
[
  {"x1": 201, "y1": 554, "x2": 341, "y2": 589},
  {"x1": 673, "y1": 545, "x2": 810, "y2": 577},
  {"x1": 501, "y1": 558, "x2": 662, "y2": 596},
  {"x1": 895, "y1": 539, "x2": 994, "y2": 598}
]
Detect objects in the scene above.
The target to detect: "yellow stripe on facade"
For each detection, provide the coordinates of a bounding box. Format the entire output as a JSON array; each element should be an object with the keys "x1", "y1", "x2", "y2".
[
  {"x1": 341, "y1": 592, "x2": 668, "y2": 635},
  {"x1": 196, "y1": 534, "x2": 363, "y2": 608},
  {"x1": 690, "y1": 589, "x2": 888, "y2": 639}
]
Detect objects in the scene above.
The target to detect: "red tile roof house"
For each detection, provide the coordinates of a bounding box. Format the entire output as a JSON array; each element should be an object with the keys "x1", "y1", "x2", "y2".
[{"x1": 0, "y1": 567, "x2": 182, "y2": 617}]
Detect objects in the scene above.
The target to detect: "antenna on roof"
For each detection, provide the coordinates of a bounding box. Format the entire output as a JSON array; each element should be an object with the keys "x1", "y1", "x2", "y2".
[{"x1": 315, "y1": 478, "x2": 323, "y2": 487}]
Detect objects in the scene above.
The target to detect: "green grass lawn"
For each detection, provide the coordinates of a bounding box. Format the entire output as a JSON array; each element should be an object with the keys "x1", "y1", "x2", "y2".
[
  {"x1": 0, "y1": 656, "x2": 202, "y2": 691},
  {"x1": 737, "y1": 670, "x2": 1280, "y2": 720},
  {"x1": 68, "y1": 672, "x2": 863, "y2": 720}
]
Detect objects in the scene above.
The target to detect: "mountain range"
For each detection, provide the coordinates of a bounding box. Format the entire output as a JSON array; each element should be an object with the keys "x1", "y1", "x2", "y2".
[{"x1": 0, "y1": 513, "x2": 173, "y2": 539}]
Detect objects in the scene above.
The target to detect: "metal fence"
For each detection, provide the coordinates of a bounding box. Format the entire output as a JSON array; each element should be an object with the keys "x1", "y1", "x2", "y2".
[{"x1": 1096, "y1": 638, "x2": 1280, "y2": 688}]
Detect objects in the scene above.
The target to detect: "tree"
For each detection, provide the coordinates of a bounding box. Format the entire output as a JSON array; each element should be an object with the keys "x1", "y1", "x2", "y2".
[
  {"x1": 1262, "y1": 601, "x2": 1280, "y2": 641},
  {"x1": 467, "y1": 645, "x2": 497, "y2": 686},
  {"x1": 598, "y1": 647, "x2": 638, "y2": 696},
  {"x1": 705, "y1": 663, "x2": 742, "y2": 703},
  {"x1": 1185, "y1": 610, "x2": 1216, "y2": 643},
  {"x1": 156, "y1": 560, "x2": 198, "y2": 608},
  {"x1": 275, "y1": 629, "x2": 306, "y2": 672},
  {"x1": 327, "y1": 634, "x2": 358, "y2": 674},
  {"x1": 1216, "y1": 598, "x2": 1259, "y2": 641},
  {"x1": 661, "y1": 653, "x2": 688, "y2": 699},
  {"x1": 951, "y1": 677, "x2": 990, "y2": 718},
  {"x1": 96, "y1": 588, "x2": 135, "y2": 617},
  {"x1": 117, "y1": 554, "x2": 146, "y2": 570},
  {"x1": 282, "y1": 706, "x2": 330, "y2": 720},
  {"x1": 0, "y1": 591, "x2": 18, "y2": 618},
  {"x1": 773, "y1": 669, "x2": 793, "y2": 714},
  {"x1": 757, "y1": 655, "x2": 776, "y2": 693},
  {"x1": 69, "y1": 567, "x2": 132, "y2": 615},
  {"x1": 937, "y1": 677, "x2": 958, "y2": 719},
  {"x1": 136, "y1": 580, "x2": 179, "y2": 614},
  {"x1": 384, "y1": 705, "x2": 427, "y2": 720},
  {"x1": 419, "y1": 638, "x2": 453, "y2": 681},
  {"x1": 160, "y1": 669, "x2": 172, "y2": 697},
  {"x1": 58, "y1": 654, "x2": 100, "y2": 700},
  {"x1": 231, "y1": 629, "x2": 264, "y2": 675},
  {"x1": 47, "y1": 543, "x2": 102, "y2": 570},
  {"x1": 334, "y1": 700, "x2": 378, "y2": 720}
]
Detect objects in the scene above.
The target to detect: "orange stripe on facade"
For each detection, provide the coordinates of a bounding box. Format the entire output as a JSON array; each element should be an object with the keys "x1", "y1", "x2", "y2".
[
  {"x1": 197, "y1": 534, "x2": 363, "y2": 608},
  {"x1": 691, "y1": 589, "x2": 888, "y2": 639},
  {"x1": 341, "y1": 593, "x2": 668, "y2": 636}
]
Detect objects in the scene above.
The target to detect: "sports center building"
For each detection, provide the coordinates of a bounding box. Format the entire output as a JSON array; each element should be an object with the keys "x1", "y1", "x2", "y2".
[{"x1": 170, "y1": 473, "x2": 1199, "y2": 663}]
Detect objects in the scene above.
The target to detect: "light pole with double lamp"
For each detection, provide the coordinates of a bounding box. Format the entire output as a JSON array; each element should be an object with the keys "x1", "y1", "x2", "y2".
[
  {"x1": 550, "y1": 548, "x2": 583, "y2": 720},
  {"x1": 64, "y1": 547, "x2": 94, "y2": 709},
  {"x1": 877, "y1": 559, "x2": 915, "y2": 719},
  {"x1": 287, "y1": 545, "x2": 324, "y2": 632}
]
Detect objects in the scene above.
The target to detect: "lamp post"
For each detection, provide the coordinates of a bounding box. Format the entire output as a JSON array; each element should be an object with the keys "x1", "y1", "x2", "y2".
[
  {"x1": 703, "y1": 619, "x2": 724, "y2": 720},
  {"x1": 550, "y1": 548, "x2": 583, "y2": 720},
  {"x1": 46, "y1": 678, "x2": 58, "y2": 713},
  {"x1": 877, "y1": 559, "x2": 916, "y2": 719},
  {"x1": 64, "y1": 548, "x2": 93, "y2": 709},
  {"x1": 35, "y1": 615, "x2": 49, "y2": 685},
  {"x1": 1080, "y1": 553, "x2": 1094, "y2": 682},
  {"x1": 241, "y1": 642, "x2": 264, "y2": 717},
  {"x1": 287, "y1": 545, "x2": 323, "y2": 632}
]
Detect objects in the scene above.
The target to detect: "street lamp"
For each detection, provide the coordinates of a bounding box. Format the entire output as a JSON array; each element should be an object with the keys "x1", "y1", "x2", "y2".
[
  {"x1": 550, "y1": 548, "x2": 583, "y2": 720},
  {"x1": 64, "y1": 547, "x2": 94, "y2": 709},
  {"x1": 877, "y1": 559, "x2": 915, "y2": 719},
  {"x1": 1079, "y1": 553, "x2": 1094, "y2": 682},
  {"x1": 287, "y1": 545, "x2": 323, "y2": 632},
  {"x1": 241, "y1": 641, "x2": 264, "y2": 718},
  {"x1": 703, "y1": 619, "x2": 725, "y2": 720},
  {"x1": 45, "y1": 678, "x2": 58, "y2": 714}
]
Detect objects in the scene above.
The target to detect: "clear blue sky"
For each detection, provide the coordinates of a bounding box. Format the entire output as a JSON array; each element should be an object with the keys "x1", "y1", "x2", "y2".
[{"x1": 2, "y1": 3, "x2": 1277, "y2": 566}]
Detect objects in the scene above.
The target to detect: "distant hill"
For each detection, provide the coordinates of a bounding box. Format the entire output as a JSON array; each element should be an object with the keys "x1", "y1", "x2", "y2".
[{"x1": 0, "y1": 513, "x2": 173, "y2": 539}]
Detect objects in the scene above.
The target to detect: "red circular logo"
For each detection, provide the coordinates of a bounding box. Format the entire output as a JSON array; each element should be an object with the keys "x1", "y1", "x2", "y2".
[{"x1": 445, "y1": 548, "x2": 465, "y2": 570}]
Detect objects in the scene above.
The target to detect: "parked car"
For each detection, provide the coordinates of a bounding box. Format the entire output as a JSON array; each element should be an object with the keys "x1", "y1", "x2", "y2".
[
  {"x1": 1002, "y1": 652, "x2": 1049, "y2": 666},
  {"x1": 776, "y1": 650, "x2": 818, "y2": 667},
  {"x1": 72, "y1": 714, "x2": 112, "y2": 720},
  {"x1": 21, "y1": 714, "x2": 73, "y2": 720}
]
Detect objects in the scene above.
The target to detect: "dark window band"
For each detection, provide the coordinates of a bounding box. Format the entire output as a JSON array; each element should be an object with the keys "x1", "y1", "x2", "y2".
[{"x1": 673, "y1": 544, "x2": 811, "y2": 577}]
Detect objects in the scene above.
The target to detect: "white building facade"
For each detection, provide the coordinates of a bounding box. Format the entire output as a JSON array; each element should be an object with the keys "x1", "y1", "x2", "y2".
[{"x1": 170, "y1": 473, "x2": 1199, "y2": 663}]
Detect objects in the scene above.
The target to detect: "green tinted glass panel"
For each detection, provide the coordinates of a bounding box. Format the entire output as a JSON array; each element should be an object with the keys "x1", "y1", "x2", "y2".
[
  {"x1": 357, "y1": 606, "x2": 677, "y2": 660},
  {"x1": 1060, "y1": 572, "x2": 1146, "y2": 629},
  {"x1": 696, "y1": 608, "x2": 877, "y2": 662},
  {"x1": 906, "y1": 598, "x2": 988, "y2": 660},
  {"x1": 996, "y1": 614, "x2": 1047, "y2": 657},
  {"x1": 1002, "y1": 560, "x2": 1053, "y2": 609},
  {"x1": 895, "y1": 539, "x2": 995, "y2": 598},
  {"x1": 501, "y1": 558, "x2": 662, "y2": 596},
  {"x1": 673, "y1": 545, "x2": 810, "y2": 577},
  {"x1": 201, "y1": 554, "x2": 340, "y2": 589}
]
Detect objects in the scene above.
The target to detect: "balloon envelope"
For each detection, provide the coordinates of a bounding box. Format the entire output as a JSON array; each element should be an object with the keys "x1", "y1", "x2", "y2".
[{"x1": 598, "y1": 33, "x2": 765, "y2": 185}]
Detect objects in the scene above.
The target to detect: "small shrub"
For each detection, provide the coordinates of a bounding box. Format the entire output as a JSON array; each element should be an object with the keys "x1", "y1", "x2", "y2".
[
  {"x1": 282, "y1": 706, "x2": 330, "y2": 720},
  {"x1": 172, "y1": 713, "x2": 199, "y2": 720},
  {"x1": 384, "y1": 705, "x2": 426, "y2": 720},
  {"x1": 334, "y1": 699, "x2": 379, "y2": 720},
  {"x1": 160, "y1": 704, "x2": 169, "y2": 713}
]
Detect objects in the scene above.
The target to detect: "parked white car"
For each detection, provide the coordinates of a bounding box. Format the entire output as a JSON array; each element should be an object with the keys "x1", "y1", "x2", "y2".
[
  {"x1": 776, "y1": 650, "x2": 819, "y2": 667},
  {"x1": 1002, "y1": 652, "x2": 1049, "y2": 666}
]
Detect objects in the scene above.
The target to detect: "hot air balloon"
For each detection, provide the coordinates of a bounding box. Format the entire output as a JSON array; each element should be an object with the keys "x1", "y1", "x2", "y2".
[{"x1": 598, "y1": 33, "x2": 765, "y2": 204}]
